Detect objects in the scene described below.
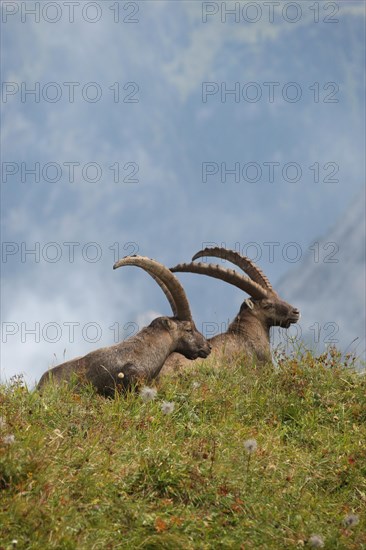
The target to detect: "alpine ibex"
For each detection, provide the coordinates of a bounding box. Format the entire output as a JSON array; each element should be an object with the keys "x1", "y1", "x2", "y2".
[
  {"x1": 37, "y1": 256, "x2": 211, "y2": 396},
  {"x1": 161, "y1": 247, "x2": 300, "y2": 373}
]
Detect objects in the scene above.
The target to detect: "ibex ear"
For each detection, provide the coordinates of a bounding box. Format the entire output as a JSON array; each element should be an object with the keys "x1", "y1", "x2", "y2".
[
  {"x1": 244, "y1": 298, "x2": 254, "y2": 310},
  {"x1": 160, "y1": 318, "x2": 175, "y2": 330}
]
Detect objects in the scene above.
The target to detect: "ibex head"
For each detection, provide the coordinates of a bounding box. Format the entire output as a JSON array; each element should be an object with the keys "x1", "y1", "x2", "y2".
[
  {"x1": 171, "y1": 319, "x2": 211, "y2": 359},
  {"x1": 113, "y1": 256, "x2": 211, "y2": 360},
  {"x1": 171, "y1": 247, "x2": 300, "y2": 332},
  {"x1": 239, "y1": 296, "x2": 300, "y2": 329}
]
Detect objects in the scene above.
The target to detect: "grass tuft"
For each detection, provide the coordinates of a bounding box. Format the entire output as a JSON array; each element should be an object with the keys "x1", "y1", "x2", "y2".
[{"x1": 1, "y1": 348, "x2": 365, "y2": 548}]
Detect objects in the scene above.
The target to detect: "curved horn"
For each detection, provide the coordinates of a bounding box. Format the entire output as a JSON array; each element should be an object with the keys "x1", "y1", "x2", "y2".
[
  {"x1": 192, "y1": 247, "x2": 274, "y2": 292},
  {"x1": 170, "y1": 262, "x2": 268, "y2": 300},
  {"x1": 113, "y1": 256, "x2": 191, "y2": 320},
  {"x1": 146, "y1": 272, "x2": 178, "y2": 318}
]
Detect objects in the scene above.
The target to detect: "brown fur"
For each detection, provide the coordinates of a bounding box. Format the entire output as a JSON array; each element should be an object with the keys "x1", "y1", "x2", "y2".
[
  {"x1": 38, "y1": 317, "x2": 211, "y2": 396},
  {"x1": 161, "y1": 296, "x2": 299, "y2": 375}
]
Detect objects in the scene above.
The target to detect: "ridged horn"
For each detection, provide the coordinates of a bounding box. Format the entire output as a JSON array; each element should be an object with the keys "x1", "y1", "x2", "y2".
[
  {"x1": 170, "y1": 262, "x2": 268, "y2": 300},
  {"x1": 192, "y1": 247, "x2": 274, "y2": 292},
  {"x1": 113, "y1": 255, "x2": 191, "y2": 320}
]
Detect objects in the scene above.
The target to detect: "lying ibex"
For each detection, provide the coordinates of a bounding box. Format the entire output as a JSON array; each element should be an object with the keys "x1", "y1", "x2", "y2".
[
  {"x1": 161, "y1": 247, "x2": 300, "y2": 373},
  {"x1": 38, "y1": 256, "x2": 211, "y2": 396}
]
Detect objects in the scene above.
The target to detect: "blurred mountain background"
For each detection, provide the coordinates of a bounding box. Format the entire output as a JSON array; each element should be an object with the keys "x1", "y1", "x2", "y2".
[{"x1": 275, "y1": 191, "x2": 365, "y2": 360}]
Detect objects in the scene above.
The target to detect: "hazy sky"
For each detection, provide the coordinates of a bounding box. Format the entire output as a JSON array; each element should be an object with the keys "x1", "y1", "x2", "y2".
[{"x1": 1, "y1": 1, "x2": 365, "y2": 384}]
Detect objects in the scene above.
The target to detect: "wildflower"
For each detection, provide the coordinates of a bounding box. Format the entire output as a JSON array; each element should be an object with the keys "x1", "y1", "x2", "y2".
[
  {"x1": 0, "y1": 416, "x2": 6, "y2": 429},
  {"x1": 192, "y1": 381, "x2": 200, "y2": 389},
  {"x1": 140, "y1": 386, "x2": 157, "y2": 402},
  {"x1": 244, "y1": 439, "x2": 258, "y2": 454},
  {"x1": 244, "y1": 438, "x2": 257, "y2": 484},
  {"x1": 308, "y1": 535, "x2": 324, "y2": 548},
  {"x1": 3, "y1": 434, "x2": 15, "y2": 445},
  {"x1": 161, "y1": 401, "x2": 175, "y2": 415},
  {"x1": 343, "y1": 513, "x2": 359, "y2": 528}
]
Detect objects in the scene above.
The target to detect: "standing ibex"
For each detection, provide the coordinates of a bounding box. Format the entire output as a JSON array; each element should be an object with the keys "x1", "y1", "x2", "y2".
[
  {"x1": 161, "y1": 247, "x2": 300, "y2": 373},
  {"x1": 38, "y1": 256, "x2": 211, "y2": 396}
]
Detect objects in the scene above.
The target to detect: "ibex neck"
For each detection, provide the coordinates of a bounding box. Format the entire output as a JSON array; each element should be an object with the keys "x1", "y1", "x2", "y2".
[
  {"x1": 118, "y1": 325, "x2": 176, "y2": 380},
  {"x1": 230, "y1": 312, "x2": 268, "y2": 337},
  {"x1": 224, "y1": 311, "x2": 271, "y2": 361}
]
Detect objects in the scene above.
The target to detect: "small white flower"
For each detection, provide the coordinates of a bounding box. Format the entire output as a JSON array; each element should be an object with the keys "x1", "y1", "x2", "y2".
[
  {"x1": 161, "y1": 401, "x2": 175, "y2": 415},
  {"x1": 192, "y1": 381, "x2": 200, "y2": 389},
  {"x1": 0, "y1": 416, "x2": 6, "y2": 429},
  {"x1": 244, "y1": 439, "x2": 257, "y2": 454},
  {"x1": 140, "y1": 386, "x2": 157, "y2": 402},
  {"x1": 343, "y1": 513, "x2": 359, "y2": 528},
  {"x1": 3, "y1": 434, "x2": 15, "y2": 445},
  {"x1": 308, "y1": 534, "x2": 324, "y2": 548}
]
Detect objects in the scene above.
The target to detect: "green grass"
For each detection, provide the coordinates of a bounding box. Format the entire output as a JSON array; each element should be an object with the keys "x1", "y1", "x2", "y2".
[{"x1": 1, "y1": 348, "x2": 365, "y2": 549}]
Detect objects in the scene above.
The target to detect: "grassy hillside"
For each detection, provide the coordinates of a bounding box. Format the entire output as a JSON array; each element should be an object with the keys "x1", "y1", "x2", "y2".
[{"x1": 1, "y1": 348, "x2": 365, "y2": 549}]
